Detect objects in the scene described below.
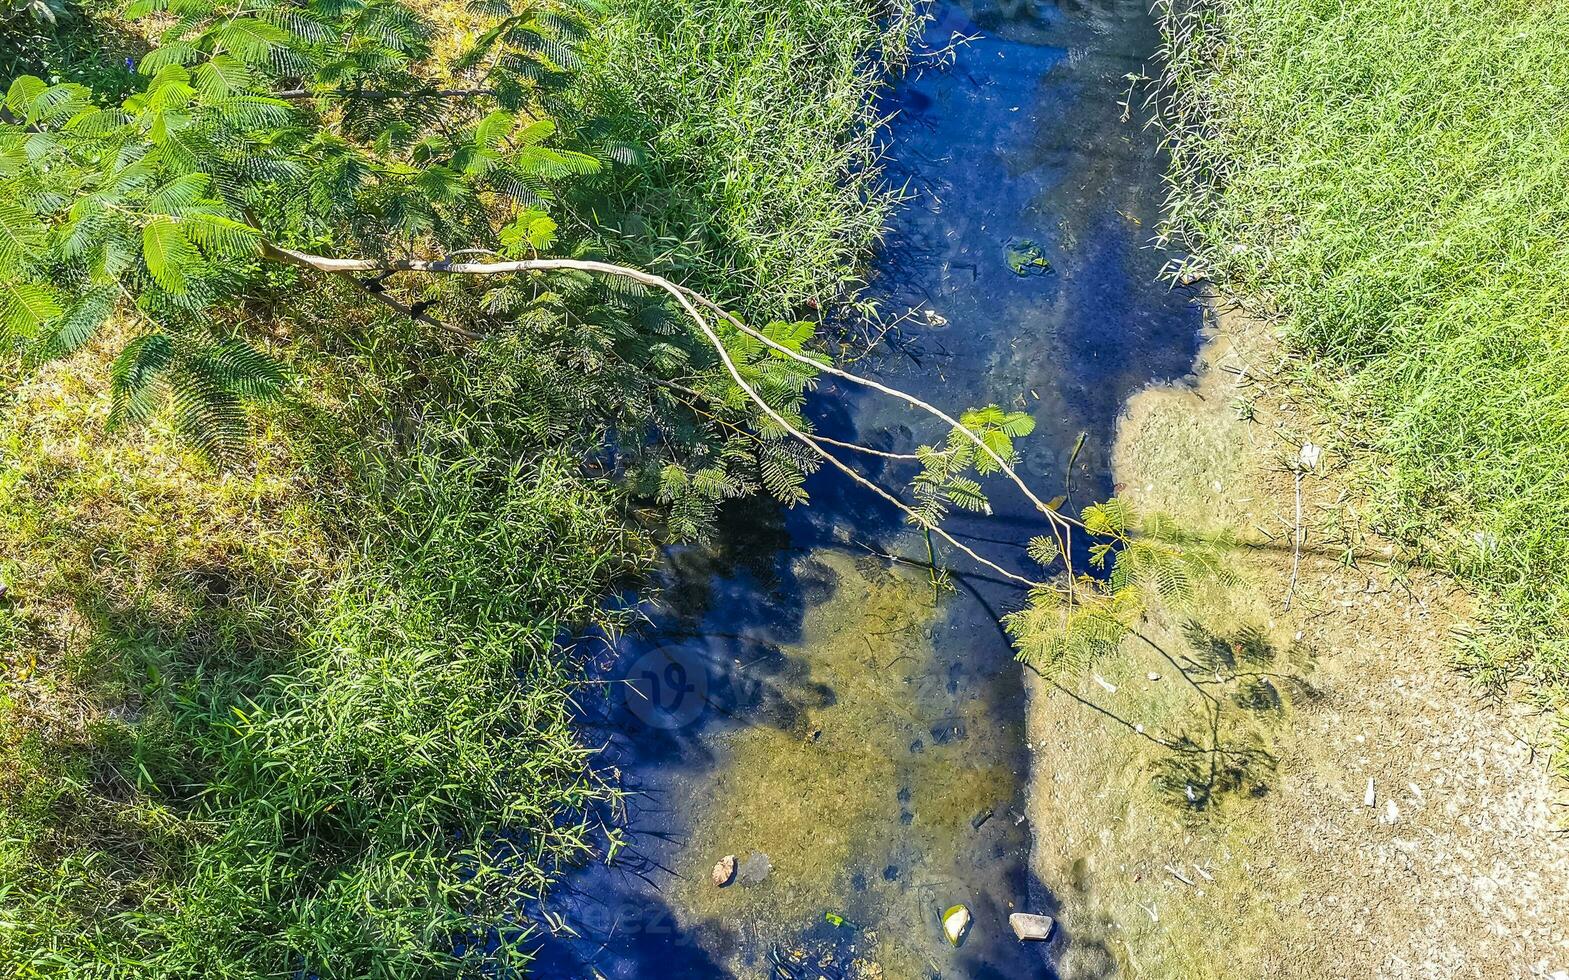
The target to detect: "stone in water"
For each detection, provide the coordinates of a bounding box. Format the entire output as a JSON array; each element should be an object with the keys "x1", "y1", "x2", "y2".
[
  {"x1": 1004, "y1": 239, "x2": 1052, "y2": 276},
  {"x1": 1009, "y1": 913, "x2": 1055, "y2": 942},
  {"x1": 942, "y1": 904, "x2": 972, "y2": 947},
  {"x1": 737, "y1": 851, "x2": 771, "y2": 886}
]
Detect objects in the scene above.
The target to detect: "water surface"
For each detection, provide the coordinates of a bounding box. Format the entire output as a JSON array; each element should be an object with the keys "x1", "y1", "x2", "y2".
[{"x1": 531, "y1": 1, "x2": 1201, "y2": 975}]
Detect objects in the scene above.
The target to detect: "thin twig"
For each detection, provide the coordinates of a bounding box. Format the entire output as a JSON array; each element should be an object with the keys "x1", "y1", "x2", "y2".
[
  {"x1": 683, "y1": 289, "x2": 1083, "y2": 535},
  {"x1": 273, "y1": 87, "x2": 496, "y2": 101},
  {"x1": 1285, "y1": 470, "x2": 1304, "y2": 610},
  {"x1": 260, "y1": 244, "x2": 1050, "y2": 587}
]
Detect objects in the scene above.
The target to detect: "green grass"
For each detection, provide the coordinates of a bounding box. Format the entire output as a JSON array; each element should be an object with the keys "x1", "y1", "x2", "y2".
[
  {"x1": 0, "y1": 316, "x2": 652, "y2": 976},
  {"x1": 573, "y1": 0, "x2": 924, "y2": 318},
  {"x1": 0, "y1": 0, "x2": 923, "y2": 972},
  {"x1": 1, "y1": 1, "x2": 144, "y2": 101},
  {"x1": 1155, "y1": 0, "x2": 1569, "y2": 708}
]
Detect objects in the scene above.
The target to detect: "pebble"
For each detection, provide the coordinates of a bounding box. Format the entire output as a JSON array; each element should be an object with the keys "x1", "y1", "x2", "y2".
[
  {"x1": 942, "y1": 904, "x2": 972, "y2": 947},
  {"x1": 1009, "y1": 913, "x2": 1055, "y2": 942},
  {"x1": 738, "y1": 851, "x2": 772, "y2": 886}
]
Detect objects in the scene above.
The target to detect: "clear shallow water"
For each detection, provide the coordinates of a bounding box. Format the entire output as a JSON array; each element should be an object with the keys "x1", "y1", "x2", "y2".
[{"x1": 529, "y1": 1, "x2": 1201, "y2": 975}]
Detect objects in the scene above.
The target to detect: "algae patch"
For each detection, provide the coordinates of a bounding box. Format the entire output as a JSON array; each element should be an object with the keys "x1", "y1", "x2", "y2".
[
  {"x1": 669, "y1": 550, "x2": 1018, "y2": 978},
  {"x1": 1004, "y1": 238, "x2": 1053, "y2": 276}
]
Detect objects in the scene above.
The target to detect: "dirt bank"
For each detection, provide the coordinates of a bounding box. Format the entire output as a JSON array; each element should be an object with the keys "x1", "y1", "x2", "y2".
[{"x1": 1025, "y1": 308, "x2": 1569, "y2": 978}]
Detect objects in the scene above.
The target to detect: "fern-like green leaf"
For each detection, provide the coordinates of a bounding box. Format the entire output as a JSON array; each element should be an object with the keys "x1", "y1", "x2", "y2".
[
  {"x1": 147, "y1": 173, "x2": 210, "y2": 215},
  {"x1": 475, "y1": 110, "x2": 514, "y2": 149},
  {"x1": 1026, "y1": 534, "x2": 1060, "y2": 568},
  {"x1": 138, "y1": 41, "x2": 202, "y2": 75},
  {"x1": 192, "y1": 54, "x2": 254, "y2": 98},
  {"x1": 142, "y1": 218, "x2": 197, "y2": 292},
  {"x1": 34, "y1": 284, "x2": 114, "y2": 361},
  {"x1": 944, "y1": 476, "x2": 990, "y2": 514},
  {"x1": 1000, "y1": 411, "x2": 1035, "y2": 438},
  {"x1": 0, "y1": 280, "x2": 63, "y2": 342},
  {"x1": 1082, "y1": 498, "x2": 1132, "y2": 536},
  {"x1": 109, "y1": 332, "x2": 173, "y2": 427},
  {"x1": 760, "y1": 319, "x2": 814, "y2": 354},
  {"x1": 181, "y1": 213, "x2": 261, "y2": 258},
  {"x1": 208, "y1": 18, "x2": 293, "y2": 66}
]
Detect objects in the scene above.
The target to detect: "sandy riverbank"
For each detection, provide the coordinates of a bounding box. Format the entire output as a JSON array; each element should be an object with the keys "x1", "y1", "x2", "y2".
[{"x1": 1025, "y1": 308, "x2": 1569, "y2": 978}]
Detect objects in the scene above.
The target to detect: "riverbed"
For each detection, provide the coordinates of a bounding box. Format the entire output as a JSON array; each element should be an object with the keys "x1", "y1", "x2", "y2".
[{"x1": 530, "y1": 1, "x2": 1201, "y2": 975}]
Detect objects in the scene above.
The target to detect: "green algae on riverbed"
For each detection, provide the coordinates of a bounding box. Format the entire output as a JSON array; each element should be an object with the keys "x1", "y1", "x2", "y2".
[{"x1": 669, "y1": 550, "x2": 1022, "y2": 978}]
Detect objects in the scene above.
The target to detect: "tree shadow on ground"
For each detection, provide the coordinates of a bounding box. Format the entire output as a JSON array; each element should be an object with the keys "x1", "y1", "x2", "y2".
[{"x1": 1137, "y1": 620, "x2": 1319, "y2": 812}]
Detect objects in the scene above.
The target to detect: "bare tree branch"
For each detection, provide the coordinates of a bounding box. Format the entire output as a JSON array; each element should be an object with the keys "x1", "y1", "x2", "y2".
[
  {"x1": 261, "y1": 244, "x2": 482, "y2": 340},
  {"x1": 257, "y1": 242, "x2": 1055, "y2": 586},
  {"x1": 272, "y1": 87, "x2": 497, "y2": 102},
  {"x1": 682, "y1": 288, "x2": 1083, "y2": 539}
]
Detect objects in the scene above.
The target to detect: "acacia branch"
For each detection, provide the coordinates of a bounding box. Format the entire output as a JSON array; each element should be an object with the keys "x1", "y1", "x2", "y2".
[
  {"x1": 261, "y1": 244, "x2": 481, "y2": 340},
  {"x1": 259, "y1": 243, "x2": 1053, "y2": 586},
  {"x1": 272, "y1": 87, "x2": 497, "y2": 102},
  {"x1": 655, "y1": 378, "x2": 921, "y2": 461},
  {"x1": 806, "y1": 434, "x2": 923, "y2": 460},
  {"x1": 678, "y1": 289, "x2": 1082, "y2": 569}
]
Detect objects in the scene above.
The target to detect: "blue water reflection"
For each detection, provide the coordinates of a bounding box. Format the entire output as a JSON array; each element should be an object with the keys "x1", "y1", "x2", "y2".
[{"x1": 528, "y1": 1, "x2": 1201, "y2": 975}]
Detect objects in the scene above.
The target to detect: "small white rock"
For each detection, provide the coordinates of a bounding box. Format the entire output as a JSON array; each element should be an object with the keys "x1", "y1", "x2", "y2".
[
  {"x1": 942, "y1": 904, "x2": 973, "y2": 947},
  {"x1": 1009, "y1": 913, "x2": 1055, "y2": 942},
  {"x1": 1364, "y1": 778, "x2": 1376, "y2": 807}
]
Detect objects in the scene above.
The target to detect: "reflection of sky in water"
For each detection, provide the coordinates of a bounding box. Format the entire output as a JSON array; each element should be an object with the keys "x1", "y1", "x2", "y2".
[{"x1": 528, "y1": 1, "x2": 1202, "y2": 976}]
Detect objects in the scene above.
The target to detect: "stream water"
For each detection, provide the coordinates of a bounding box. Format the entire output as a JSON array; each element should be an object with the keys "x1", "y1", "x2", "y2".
[{"x1": 531, "y1": 1, "x2": 1201, "y2": 976}]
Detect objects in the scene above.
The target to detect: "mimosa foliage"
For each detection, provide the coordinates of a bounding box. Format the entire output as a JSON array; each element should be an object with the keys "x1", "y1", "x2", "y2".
[
  {"x1": 1007, "y1": 499, "x2": 1234, "y2": 678},
  {"x1": 1, "y1": 0, "x2": 610, "y2": 454},
  {"x1": 1, "y1": 0, "x2": 855, "y2": 540}
]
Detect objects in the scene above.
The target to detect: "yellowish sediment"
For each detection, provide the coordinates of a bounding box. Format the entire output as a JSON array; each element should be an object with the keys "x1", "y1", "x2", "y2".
[
  {"x1": 669, "y1": 550, "x2": 1018, "y2": 979},
  {"x1": 1025, "y1": 311, "x2": 1569, "y2": 978}
]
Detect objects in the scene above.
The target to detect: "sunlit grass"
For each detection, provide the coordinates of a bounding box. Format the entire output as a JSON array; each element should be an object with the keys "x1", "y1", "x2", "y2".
[
  {"x1": 0, "y1": 315, "x2": 652, "y2": 976},
  {"x1": 0, "y1": 0, "x2": 923, "y2": 971},
  {"x1": 1156, "y1": 0, "x2": 1569, "y2": 709},
  {"x1": 574, "y1": 0, "x2": 924, "y2": 318}
]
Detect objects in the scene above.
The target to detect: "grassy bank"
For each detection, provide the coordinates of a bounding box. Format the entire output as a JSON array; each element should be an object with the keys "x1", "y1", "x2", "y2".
[
  {"x1": 576, "y1": 0, "x2": 923, "y2": 317},
  {"x1": 0, "y1": 0, "x2": 920, "y2": 974},
  {"x1": 0, "y1": 321, "x2": 650, "y2": 975},
  {"x1": 1155, "y1": 1, "x2": 1569, "y2": 713}
]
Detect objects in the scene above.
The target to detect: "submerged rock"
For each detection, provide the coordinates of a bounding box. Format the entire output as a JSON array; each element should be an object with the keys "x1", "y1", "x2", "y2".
[
  {"x1": 737, "y1": 851, "x2": 772, "y2": 886},
  {"x1": 1004, "y1": 238, "x2": 1052, "y2": 276},
  {"x1": 711, "y1": 855, "x2": 737, "y2": 888},
  {"x1": 942, "y1": 904, "x2": 972, "y2": 947},
  {"x1": 1009, "y1": 913, "x2": 1055, "y2": 942}
]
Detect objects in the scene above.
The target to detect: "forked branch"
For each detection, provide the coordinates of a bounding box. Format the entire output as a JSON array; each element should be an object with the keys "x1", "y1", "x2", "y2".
[{"x1": 262, "y1": 243, "x2": 1070, "y2": 586}]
